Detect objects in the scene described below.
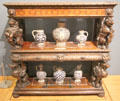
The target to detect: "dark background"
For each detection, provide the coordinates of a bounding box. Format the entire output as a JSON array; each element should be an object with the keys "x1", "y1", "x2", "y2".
[
  {"x1": 24, "y1": 18, "x2": 95, "y2": 42},
  {"x1": 24, "y1": 18, "x2": 95, "y2": 78}
]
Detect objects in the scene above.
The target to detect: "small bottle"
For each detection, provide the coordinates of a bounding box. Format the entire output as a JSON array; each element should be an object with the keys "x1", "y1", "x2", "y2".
[
  {"x1": 36, "y1": 64, "x2": 47, "y2": 83},
  {"x1": 74, "y1": 64, "x2": 83, "y2": 83}
]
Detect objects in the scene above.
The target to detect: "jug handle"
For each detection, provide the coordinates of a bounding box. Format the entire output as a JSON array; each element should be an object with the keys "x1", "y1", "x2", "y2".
[
  {"x1": 32, "y1": 30, "x2": 38, "y2": 39},
  {"x1": 84, "y1": 31, "x2": 88, "y2": 37}
]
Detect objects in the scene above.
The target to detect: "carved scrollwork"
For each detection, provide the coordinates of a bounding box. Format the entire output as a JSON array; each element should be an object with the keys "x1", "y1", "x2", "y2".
[
  {"x1": 10, "y1": 62, "x2": 30, "y2": 88},
  {"x1": 97, "y1": 8, "x2": 114, "y2": 49},
  {"x1": 5, "y1": 18, "x2": 24, "y2": 48},
  {"x1": 91, "y1": 61, "x2": 109, "y2": 88}
]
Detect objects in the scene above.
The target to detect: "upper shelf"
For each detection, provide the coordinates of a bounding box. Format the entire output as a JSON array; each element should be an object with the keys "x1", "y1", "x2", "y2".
[
  {"x1": 4, "y1": 2, "x2": 117, "y2": 18},
  {"x1": 11, "y1": 41, "x2": 110, "y2": 53}
]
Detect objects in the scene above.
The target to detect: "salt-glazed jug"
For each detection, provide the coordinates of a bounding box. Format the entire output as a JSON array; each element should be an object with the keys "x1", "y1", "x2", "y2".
[
  {"x1": 74, "y1": 64, "x2": 83, "y2": 83},
  {"x1": 76, "y1": 30, "x2": 88, "y2": 47},
  {"x1": 52, "y1": 22, "x2": 70, "y2": 48},
  {"x1": 36, "y1": 64, "x2": 47, "y2": 83},
  {"x1": 53, "y1": 66, "x2": 66, "y2": 85},
  {"x1": 32, "y1": 29, "x2": 46, "y2": 47}
]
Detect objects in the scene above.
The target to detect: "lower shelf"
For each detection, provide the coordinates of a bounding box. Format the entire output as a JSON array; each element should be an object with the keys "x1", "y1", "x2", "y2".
[{"x1": 13, "y1": 77, "x2": 104, "y2": 97}]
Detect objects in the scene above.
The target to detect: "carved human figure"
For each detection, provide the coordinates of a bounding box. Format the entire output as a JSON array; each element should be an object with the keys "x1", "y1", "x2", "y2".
[
  {"x1": 91, "y1": 62, "x2": 108, "y2": 88},
  {"x1": 5, "y1": 18, "x2": 24, "y2": 48},
  {"x1": 97, "y1": 9, "x2": 114, "y2": 49},
  {"x1": 12, "y1": 63, "x2": 29, "y2": 88}
]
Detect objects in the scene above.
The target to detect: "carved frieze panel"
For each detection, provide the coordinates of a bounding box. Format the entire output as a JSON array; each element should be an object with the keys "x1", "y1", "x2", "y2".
[{"x1": 15, "y1": 9, "x2": 106, "y2": 17}]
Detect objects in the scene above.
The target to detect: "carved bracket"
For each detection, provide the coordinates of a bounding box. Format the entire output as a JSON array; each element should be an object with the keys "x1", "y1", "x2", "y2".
[
  {"x1": 5, "y1": 18, "x2": 24, "y2": 48},
  {"x1": 10, "y1": 62, "x2": 30, "y2": 88},
  {"x1": 97, "y1": 8, "x2": 114, "y2": 49},
  {"x1": 91, "y1": 61, "x2": 109, "y2": 88}
]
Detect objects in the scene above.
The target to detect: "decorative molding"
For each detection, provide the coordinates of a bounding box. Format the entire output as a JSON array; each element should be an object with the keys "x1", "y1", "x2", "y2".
[{"x1": 11, "y1": 53, "x2": 110, "y2": 62}]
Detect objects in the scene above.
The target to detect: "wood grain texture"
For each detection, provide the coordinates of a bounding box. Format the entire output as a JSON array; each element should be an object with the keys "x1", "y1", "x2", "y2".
[
  {"x1": 10, "y1": 42, "x2": 110, "y2": 62},
  {"x1": 11, "y1": 42, "x2": 110, "y2": 53},
  {"x1": 0, "y1": 76, "x2": 17, "y2": 101},
  {"x1": 15, "y1": 9, "x2": 106, "y2": 17},
  {"x1": 12, "y1": 77, "x2": 104, "y2": 97},
  {"x1": 103, "y1": 76, "x2": 120, "y2": 101},
  {"x1": 4, "y1": 2, "x2": 117, "y2": 18},
  {"x1": 1, "y1": 76, "x2": 120, "y2": 101},
  {"x1": 3, "y1": 2, "x2": 117, "y2": 99},
  {"x1": 11, "y1": 53, "x2": 110, "y2": 62}
]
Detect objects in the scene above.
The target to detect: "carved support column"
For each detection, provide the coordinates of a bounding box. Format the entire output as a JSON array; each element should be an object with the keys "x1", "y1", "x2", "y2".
[
  {"x1": 91, "y1": 60, "x2": 109, "y2": 88},
  {"x1": 5, "y1": 9, "x2": 24, "y2": 48},
  {"x1": 9, "y1": 62, "x2": 30, "y2": 88},
  {"x1": 97, "y1": 8, "x2": 114, "y2": 49}
]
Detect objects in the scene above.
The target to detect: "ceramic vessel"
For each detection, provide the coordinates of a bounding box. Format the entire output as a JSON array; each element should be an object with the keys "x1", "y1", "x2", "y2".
[
  {"x1": 32, "y1": 29, "x2": 46, "y2": 47},
  {"x1": 74, "y1": 64, "x2": 83, "y2": 83},
  {"x1": 53, "y1": 67, "x2": 66, "y2": 85},
  {"x1": 52, "y1": 22, "x2": 70, "y2": 48},
  {"x1": 76, "y1": 30, "x2": 88, "y2": 47},
  {"x1": 36, "y1": 64, "x2": 47, "y2": 83}
]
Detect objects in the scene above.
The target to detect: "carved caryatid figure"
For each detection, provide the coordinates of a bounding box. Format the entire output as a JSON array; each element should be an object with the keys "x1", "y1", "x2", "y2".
[
  {"x1": 11, "y1": 63, "x2": 30, "y2": 88},
  {"x1": 5, "y1": 18, "x2": 24, "y2": 48},
  {"x1": 97, "y1": 9, "x2": 114, "y2": 49},
  {"x1": 91, "y1": 61, "x2": 109, "y2": 88}
]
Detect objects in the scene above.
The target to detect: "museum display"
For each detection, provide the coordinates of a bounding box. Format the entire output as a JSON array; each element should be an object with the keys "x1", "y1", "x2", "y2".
[{"x1": 3, "y1": 2, "x2": 117, "y2": 98}]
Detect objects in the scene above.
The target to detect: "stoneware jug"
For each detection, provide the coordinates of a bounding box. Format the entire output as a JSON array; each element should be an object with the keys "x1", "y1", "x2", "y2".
[
  {"x1": 32, "y1": 29, "x2": 46, "y2": 47},
  {"x1": 52, "y1": 22, "x2": 70, "y2": 48},
  {"x1": 76, "y1": 30, "x2": 88, "y2": 47},
  {"x1": 74, "y1": 64, "x2": 83, "y2": 83},
  {"x1": 53, "y1": 66, "x2": 66, "y2": 85},
  {"x1": 36, "y1": 64, "x2": 47, "y2": 83}
]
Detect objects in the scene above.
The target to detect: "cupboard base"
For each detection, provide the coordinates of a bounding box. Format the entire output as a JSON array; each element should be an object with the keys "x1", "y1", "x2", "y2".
[{"x1": 13, "y1": 77, "x2": 104, "y2": 98}]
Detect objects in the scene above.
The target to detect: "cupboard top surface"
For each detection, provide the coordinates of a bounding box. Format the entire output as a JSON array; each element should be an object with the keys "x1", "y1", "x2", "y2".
[
  {"x1": 4, "y1": 2, "x2": 117, "y2": 6},
  {"x1": 4, "y1": 2, "x2": 117, "y2": 9}
]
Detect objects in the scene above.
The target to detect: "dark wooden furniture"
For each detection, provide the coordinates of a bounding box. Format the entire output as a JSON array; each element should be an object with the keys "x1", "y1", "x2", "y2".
[{"x1": 4, "y1": 2, "x2": 117, "y2": 98}]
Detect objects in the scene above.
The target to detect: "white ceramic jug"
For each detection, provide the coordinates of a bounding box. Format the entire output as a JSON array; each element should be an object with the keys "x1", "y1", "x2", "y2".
[
  {"x1": 76, "y1": 30, "x2": 88, "y2": 47},
  {"x1": 32, "y1": 29, "x2": 46, "y2": 47}
]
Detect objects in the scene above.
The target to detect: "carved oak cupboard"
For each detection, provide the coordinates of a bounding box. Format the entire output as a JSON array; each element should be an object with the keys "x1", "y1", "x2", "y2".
[{"x1": 3, "y1": 2, "x2": 117, "y2": 98}]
